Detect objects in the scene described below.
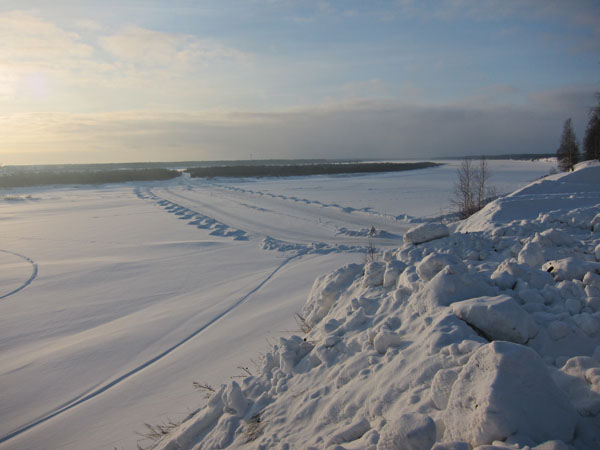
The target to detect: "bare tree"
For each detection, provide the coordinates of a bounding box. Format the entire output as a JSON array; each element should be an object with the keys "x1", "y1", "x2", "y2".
[
  {"x1": 452, "y1": 157, "x2": 475, "y2": 219},
  {"x1": 452, "y1": 157, "x2": 493, "y2": 220},
  {"x1": 475, "y1": 157, "x2": 489, "y2": 211}
]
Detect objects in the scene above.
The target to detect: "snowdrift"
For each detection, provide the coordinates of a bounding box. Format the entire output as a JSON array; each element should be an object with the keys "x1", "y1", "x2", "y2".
[{"x1": 154, "y1": 163, "x2": 600, "y2": 450}]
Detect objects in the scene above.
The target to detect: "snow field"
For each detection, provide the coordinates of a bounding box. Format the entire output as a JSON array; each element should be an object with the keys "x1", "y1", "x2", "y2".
[
  {"x1": 0, "y1": 185, "x2": 358, "y2": 450},
  {"x1": 0, "y1": 159, "x2": 560, "y2": 449},
  {"x1": 155, "y1": 162, "x2": 600, "y2": 449}
]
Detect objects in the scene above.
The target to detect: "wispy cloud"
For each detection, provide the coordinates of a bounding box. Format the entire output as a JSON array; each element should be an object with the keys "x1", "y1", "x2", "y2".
[
  {"x1": 0, "y1": 11, "x2": 93, "y2": 61},
  {"x1": 98, "y1": 24, "x2": 250, "y2": 68},
  {"x1": 0, "y1": 11, "x2": 101, "y2": 102}
]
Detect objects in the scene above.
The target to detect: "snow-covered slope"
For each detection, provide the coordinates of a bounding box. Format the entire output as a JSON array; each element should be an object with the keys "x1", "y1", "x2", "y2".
[
  {"x1": 456, "y1": 160, "x2": 600, "y2": 232},
  {"x1": 155, "y1": 163, "x2": 600, "y2": 450}
]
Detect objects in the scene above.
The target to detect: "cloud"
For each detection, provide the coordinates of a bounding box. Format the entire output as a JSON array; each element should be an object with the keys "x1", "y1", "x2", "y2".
[
  {"x1": 0, "y1": 71, "x2": 19, "y2": 100},
  {"x1": 1, "y1": 85, "x2": 595, "y2": 164},
  {"x1": 0, "y1": 11, "x2": 105, "y2": 102},
  {"x1": 0, "y1": 11, "x2": 93, "y2": 61},
  {"x1": 0, "y1": 11, "x2": 254, "y2": 110},
  {"x1": 98, "y1": 25, "x2": 250, "y2": 68},
  {"x1": 74, "y1": 19, "x2": 104, "y2": 32}
]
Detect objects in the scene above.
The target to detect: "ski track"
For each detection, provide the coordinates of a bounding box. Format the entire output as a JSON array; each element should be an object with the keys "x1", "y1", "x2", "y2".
[
  {"x1": 0, "y1": 250, "x2": 38, "y2": 301},
  {"x1": 0, "y1": 252, "x2": 300, "y2": 445}
]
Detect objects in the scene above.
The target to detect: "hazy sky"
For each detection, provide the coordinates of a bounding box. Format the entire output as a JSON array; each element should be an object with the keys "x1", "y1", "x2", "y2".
[{"x1": 1, "y1": 0, "x2": 599, "y2": 164}]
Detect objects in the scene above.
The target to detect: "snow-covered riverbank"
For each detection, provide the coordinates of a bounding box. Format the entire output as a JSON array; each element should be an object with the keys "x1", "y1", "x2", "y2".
[{"x1": 155, "y1": 161, "x2": 600, "y2": 450}]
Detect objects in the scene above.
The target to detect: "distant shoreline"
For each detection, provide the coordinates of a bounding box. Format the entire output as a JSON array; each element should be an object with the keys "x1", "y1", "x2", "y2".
[
  {"x1": 0, "y1": 162, "x2": 444, "y2": 188},
  {"x1": 439, "y1": 153, "x2": 555, "y2": 161},
  {"x1": 0, "y1": 153, "x2": 554, "y2": 172},
  {"x1": 185, "y1": 162, "x2": 442, "y2": 179},
  {"x1": 0, "y1": 168, "x2": 180, "y2": 189}
]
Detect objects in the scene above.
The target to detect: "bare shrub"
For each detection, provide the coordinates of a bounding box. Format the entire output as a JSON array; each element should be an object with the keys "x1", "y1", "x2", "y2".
[
  {"x1": 136, "y1": 419, "x2": 180, "y2": 449},
  {"x1": 231, "y1": 366, "x2": 253, "y2": 379},
  {"x1": 295, "y1": 313, "x2": 312, "y2": 334},
  {"x1": 452, "y1": 157, "x2": 495, "y2": 219},
  {"x1": 245, "y1": 412, "x2": 263, "y2": 442},
  {"x1": 192, "y1": 381, "x2": 216, "y2": 399},
  {"x1": 365, "y1": 225, "x2": 376, "y2": 262}
]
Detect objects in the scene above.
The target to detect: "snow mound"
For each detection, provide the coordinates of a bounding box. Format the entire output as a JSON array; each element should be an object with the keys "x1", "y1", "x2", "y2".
[
  {"x1": 404, "y1": 222, "x2": 449, "y2": 244},
  {"x1": 378, "y1": 413, "x2": 436, "y2": 450},
  {"x1": 302, "y1": 263, "x2": 363, "y2": 326},
  {"x1": 443, "y1": 341, "x2": 578, "y2": 446},
  {"x1": 154, "y1": 166, "x2": 600, "y2": 450},
  {"x1": 451, "y1": 295, "x2": 538, "y2": 344}
]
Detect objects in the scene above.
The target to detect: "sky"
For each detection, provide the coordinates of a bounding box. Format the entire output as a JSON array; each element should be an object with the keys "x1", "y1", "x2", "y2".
[{"x1": 0, "y1": 0, "x2": 599, "y2": 164}]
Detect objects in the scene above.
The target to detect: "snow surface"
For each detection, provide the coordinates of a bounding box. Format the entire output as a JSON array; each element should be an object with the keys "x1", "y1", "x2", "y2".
[
  {"x1": 152, "y1": 161, "x2": 600, "y2": 450},
  {"x1": 0, "y1": 159, "x2": 565, "y2": 449}
]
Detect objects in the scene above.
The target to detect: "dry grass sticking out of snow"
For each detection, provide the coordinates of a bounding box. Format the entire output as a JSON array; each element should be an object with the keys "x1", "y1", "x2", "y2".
[{"x1": 154, "y1": 163, "x2": 600, "y2": 450}]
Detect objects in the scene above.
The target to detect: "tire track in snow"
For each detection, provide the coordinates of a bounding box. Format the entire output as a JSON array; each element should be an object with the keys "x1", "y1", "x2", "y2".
[
  {"x1": 136, "y1": 186, "x2": 249, "y2": 241},
  {"x1": 145, "y1": 186, "x2": 365, "y2": 255},
  {"x1": 0, "y1": 250, "x2": 38, "y2": 301},
  {"x1": 212, "y1": 181, "x2": 416, "y2": 221},
  {"x1": 155, "y1": 183, "x2": 416, "y2": 249},
  {"x1": 0, "y1": 253, "x2": 300, "y2": 445}
]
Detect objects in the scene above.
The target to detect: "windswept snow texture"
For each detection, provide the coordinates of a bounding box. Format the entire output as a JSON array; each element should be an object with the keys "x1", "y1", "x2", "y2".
[
  {"x1": 0, "y1": 160, "x2": 556, "y2": 450},
  {"x1": 155, "y1": 162, "x2": 600, "y2": 450}
]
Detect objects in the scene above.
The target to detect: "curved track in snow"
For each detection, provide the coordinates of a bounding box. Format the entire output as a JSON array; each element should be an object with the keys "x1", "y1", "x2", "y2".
[
  {"x1": 0, "y1": 253, "x2": 299, "y2": 445},
  {"x1": 0, "y1": 250, "x2": 38, "y2": 301}
]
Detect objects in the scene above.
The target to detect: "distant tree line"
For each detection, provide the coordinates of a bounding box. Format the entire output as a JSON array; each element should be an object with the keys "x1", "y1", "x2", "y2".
[
  {"x1": 0, "y1": 159, "x2": 339, "y2": 174},
  {"x1": 185, "y1": 162, "x2": 441, "y2": 178},
  {"x1": 445, "y1": 153, "x2": 555, "y2": 161},
  {"x1": 556, "y1": 93, "x2": 600, "y2": 171},
  {"x1": 0, "y1": 168, "x2": 180, "y2": 188}
]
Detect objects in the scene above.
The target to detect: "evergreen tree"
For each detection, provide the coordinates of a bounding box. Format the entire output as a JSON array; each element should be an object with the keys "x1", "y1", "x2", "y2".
[
  {"x1": 556, "y1": 118, "x2": 580, "y2": 171},
  {"x1": 583, "y1": 94, "x2": 600, "y2": 161}
]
